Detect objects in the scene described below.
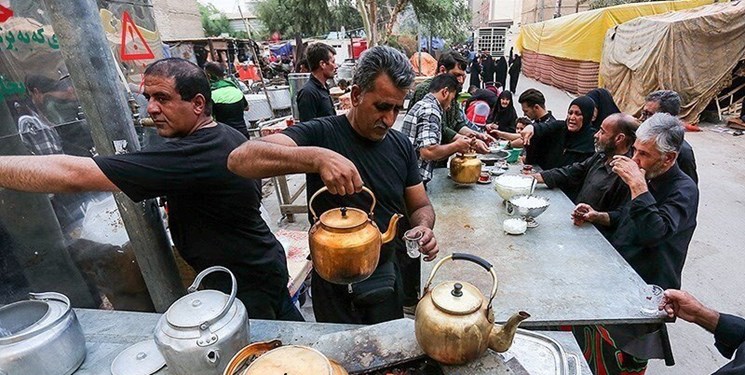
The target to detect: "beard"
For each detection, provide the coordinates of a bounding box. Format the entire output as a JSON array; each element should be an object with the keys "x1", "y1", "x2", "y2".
[
  {"x1": 594, "y1": 139, "x2": 614, "y2": 155},
  {"x1": 644, "y1": 158, "x2": 668, "y2": 179}
]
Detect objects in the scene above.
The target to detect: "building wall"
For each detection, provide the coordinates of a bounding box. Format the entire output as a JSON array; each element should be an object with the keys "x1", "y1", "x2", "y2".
[
  {"x1": 521, "y1": 0, "x2": 591, "y2": 25},
  {"x1": 151, "y1": 0, "x2": 205, "y2": 40},
  {"x1": 471, "y1": 0, "x2": 523, "y2": 57}
]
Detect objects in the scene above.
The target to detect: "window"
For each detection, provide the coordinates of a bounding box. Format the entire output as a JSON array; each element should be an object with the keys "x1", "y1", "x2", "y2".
[{"x1": 476, "y1": 27, "x2": 507, "y2": 56}]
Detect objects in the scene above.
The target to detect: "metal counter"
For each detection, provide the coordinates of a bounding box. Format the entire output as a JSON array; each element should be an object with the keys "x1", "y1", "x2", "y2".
[
  {"x1": 73, "y1": 309, "x2": 591, "y2": 374},
  {"x1": 423, "y1": 168, "x2": 664, "y2": 327}
]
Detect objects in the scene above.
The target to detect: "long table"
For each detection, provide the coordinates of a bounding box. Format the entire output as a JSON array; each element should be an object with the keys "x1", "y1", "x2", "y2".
[{"x1": 423, "y1": 168, "x2": 665, "y2": 327}]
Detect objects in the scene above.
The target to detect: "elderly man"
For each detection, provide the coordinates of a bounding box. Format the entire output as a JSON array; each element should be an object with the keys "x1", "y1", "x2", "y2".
[
  {"x1": 572, "y1": 113, "x2": 699, "y2": 374},
  {"x1": 296, "y1": 43, "x2": 337, "y2": 122},
  {"x1": 409, "y1": 50, "x2": 491, "y2": 153},
  {"x1": 0, "y1": 58, "x2": 302, "y2": 321},
  {"x1": 640, "y1": 90, "x2": 698, "y2": 184},
  {"x1": 228, "y1": 46, "x2": 439, "y2": 325},
  {"x1": 533, "y1": 113, "x2": 638, "y2": 236}
]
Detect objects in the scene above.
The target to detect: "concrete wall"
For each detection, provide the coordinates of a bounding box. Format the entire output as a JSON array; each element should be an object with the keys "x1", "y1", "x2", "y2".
[
  {"x1": 521, "y1": 0, "x2": 591, "y2": 24},
  {"x1": 152, "y1": 0, "x2": 205, "y2": 40}
]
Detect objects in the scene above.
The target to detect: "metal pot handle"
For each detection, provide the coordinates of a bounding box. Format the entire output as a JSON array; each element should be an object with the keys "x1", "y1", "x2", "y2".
[
  {"x1": 529, "y1": 175, "x2": 537, "y2": 195},
  {"x1": 187, "y1": 266, "x2": 238, "y2": 331},
  {"x1": 422, "y1": 253, "x2": 499, "y2": 309},
  {"x1": 308, "y1": 186, "x2": 376, "y2": 221}
]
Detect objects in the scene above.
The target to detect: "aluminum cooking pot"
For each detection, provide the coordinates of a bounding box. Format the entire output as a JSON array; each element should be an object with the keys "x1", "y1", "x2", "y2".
[
  {"x1": 0, "y1": 292, "x2": 86, "y2": 375},
  {"x1": 154, "y1": 266, "x2": 249, "y2": 375}
]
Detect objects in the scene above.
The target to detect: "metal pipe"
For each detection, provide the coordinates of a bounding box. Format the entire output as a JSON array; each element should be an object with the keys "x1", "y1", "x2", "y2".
[{"x1": 42, "y1": 0, "x2": 185, "y2": 312}]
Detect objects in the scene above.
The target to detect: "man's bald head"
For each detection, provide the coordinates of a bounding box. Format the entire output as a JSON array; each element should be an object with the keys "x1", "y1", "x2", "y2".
[{"x1": 595, "y1": 113, "x2": 639, "y2": 155}]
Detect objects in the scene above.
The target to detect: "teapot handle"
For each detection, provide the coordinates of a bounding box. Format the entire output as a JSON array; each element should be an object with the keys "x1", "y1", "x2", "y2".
[
  {"x1": 423, "y1": 253, "x2": 499, "y2": 309},
  {"x1": 187, "y1": 266, "x2": 238, "y2": 332},
  {"x1": 308, "y1": 186, "x2": 376, "y2": 221}
]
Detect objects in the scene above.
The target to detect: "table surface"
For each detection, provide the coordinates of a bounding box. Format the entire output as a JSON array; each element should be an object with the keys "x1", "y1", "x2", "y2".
[
  {"x1": 422, "y1": 167, "x2": 664, "y2": 327},
  {"x1": 73, "y1": 309, "x2": 591, "y2": 375}
]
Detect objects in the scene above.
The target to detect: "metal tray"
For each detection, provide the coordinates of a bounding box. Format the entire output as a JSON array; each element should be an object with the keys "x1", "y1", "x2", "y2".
[{"x1": 505, "y1": 329, "x2": 576, "y2": 375}]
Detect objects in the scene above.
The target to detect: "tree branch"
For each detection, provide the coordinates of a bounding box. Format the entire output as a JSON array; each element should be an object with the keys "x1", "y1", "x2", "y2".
[{"x1": 381, "y1": 0, "x2": 409, "y2": 44}]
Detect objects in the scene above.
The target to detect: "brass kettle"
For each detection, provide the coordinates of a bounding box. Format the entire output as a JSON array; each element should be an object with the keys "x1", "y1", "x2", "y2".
[
  {"x1": 308, "y1": 186, "x2": 402, "y2": 285},
  {"x1": 450, "y1": 152, "x2": 482, "y2": 184},
  {"x1": 415, "y1": 253, "x2": 530, "y2": 365}
]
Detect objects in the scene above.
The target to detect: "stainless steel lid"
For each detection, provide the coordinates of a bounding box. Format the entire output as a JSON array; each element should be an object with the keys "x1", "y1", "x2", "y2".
[
  {"x1": 165, "y1": 290, "x2": 232, "y2": 328},
  {"x1": 110, "y1": 340, "x2": 166, "y2": 375}
]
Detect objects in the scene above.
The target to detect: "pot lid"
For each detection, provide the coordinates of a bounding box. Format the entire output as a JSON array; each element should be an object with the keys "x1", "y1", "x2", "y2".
[
  {"x1": 243, "y1": 345, "x2": 333, "y2": 374},
  {"x1": 110, "y1": 340, "x2": 166, "y2": 375},
  {"x1": 431, "y1": 281, "x2": 483, "y2": 315},
  {"x1": 319, "y1": 206, "x2": 368, "y2": 229},
  {"x1": 165, "y1": 290, "x2": 232, "y2": 328}
]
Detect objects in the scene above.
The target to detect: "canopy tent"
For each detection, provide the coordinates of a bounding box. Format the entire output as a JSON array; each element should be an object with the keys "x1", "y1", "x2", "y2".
[
  {"x1": 515, "y1": 0, "x2": 714, "y2": 63},
  {"x1": 600, "y1": 1, "x2": 745, "y2": 123},
  {"x1": 514, "y1": 0, "x2": 715, "y2": 94}
]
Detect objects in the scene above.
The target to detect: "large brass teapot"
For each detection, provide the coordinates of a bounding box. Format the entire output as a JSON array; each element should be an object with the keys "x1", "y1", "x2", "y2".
[
  {"x1": 415, "y1": 253, "x2": 530, "y2": 365},
  {"x1": 309, "y1": 186, "x2": 402, "y2": 285},
  {"x1": 450, "y1": 152, "x2": 482, "y2": 184}
]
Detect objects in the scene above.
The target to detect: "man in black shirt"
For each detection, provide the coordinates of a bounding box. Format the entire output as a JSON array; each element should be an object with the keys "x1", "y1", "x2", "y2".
[
  {"x1": 640, "y1": 90, "x2": 698, "y2": 184},
  {"x1": 535, "y1": 113, "x2": 638, "y2": 237},
  {"x1": 228, "y1": 46, "x2": 440, "y2": 325},
  {"x1": 296, "y1": 43, "x2": 337, "y2": 122},
  {"x1": 572, "y1": 113, "x2": 699, "y2": 374},
  {"x1": 516, "y1": 89, "x2": 555, "y2": 166},
  {"x1": 0, "y1": 58, "x2": 302, "y2": 321},
  {"x1": 204, "y1": 62, "x2": 250, "y2": 139}
]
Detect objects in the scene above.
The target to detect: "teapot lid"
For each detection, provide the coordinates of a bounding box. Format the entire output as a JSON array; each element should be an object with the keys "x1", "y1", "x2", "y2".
[
  {"x1": 319, "y1": 206, "x2": 368, "y2": 229},
  {"x1": 110, "y1": 340, "x2": 166, "y2": 375},
  {"x1": 244, "y1": 345, "x2": 333, "y2": 374},
  {"x1": 165, "y1": 290, "x2": 233, "y2": 328},
  {"x1": 431, "y1": 281, "x2": 483, "y2": 315}
]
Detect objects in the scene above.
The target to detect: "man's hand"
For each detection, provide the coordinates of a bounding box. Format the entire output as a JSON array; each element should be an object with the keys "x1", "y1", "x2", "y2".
[
  {"x1": 410, "y1": 226, "x2": 439, "y2": 261},
  {"x1": 571, "y1": 203, "x2": 600, "y2": 226},
  {"x1": 471, "y1": 139, "x2": 490, "y2": 154},
  {"x1": 452, "y1": 137, "x2": 472, "y2": 154},
  {"x1": 316, "y1": 150, "x2": 363, "y2": 195},
  {"x1": 485, "y1": 123, "x2": 498, "y2": 132},
  {"x1": 520, "y1": 124, "x2": 535, "y2": 146},
  {"x1": 663, "y1": 289, "x2": 720, "y2": 332},
  {"x1": 610, "y1": 155, "x2": 648, "y2": 197}
]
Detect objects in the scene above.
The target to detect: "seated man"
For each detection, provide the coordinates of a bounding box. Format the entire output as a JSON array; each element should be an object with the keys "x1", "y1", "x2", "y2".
[
  {"x1": 663, "y1": 289, "x2": 745, "y2": 374},
  {"x1": 402, "y1": 74, "x2": 471, "y2": 186},
  {"x1": 572, "y1": 113, "x2": 699, "y2": 374},
  {"x1": 534, "y1": 113, "x2": 638, "y2": 237},
  {"x1": 640, "y1": 90, "x2": 698, "y2": 184}
]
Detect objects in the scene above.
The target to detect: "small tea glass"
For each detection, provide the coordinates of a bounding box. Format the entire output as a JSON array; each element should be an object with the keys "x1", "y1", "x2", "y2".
[
  {"x1": 403, "y1": 229, "x2": 424, "y2": 258},
  {"x1": 640, "y1": 284, "x2": 666, "y2": 317}
]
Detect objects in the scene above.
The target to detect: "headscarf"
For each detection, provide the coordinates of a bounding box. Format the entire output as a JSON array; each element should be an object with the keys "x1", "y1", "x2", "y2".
[
  {"x1": 564, "y1": 96, "x2": 597, "y2": 161},
  {"x1": 492, "y1": 90, "x2": 518, "y2": 133},
  {"x1": 495, "y1": 57, "x2": 508, "y2": 86},
  {"x1": 585, "y1": 88, "x2": 620, "y2": 130},
  {"x1": 465, "y1": 88, "x2": 498, "y2": 110}
]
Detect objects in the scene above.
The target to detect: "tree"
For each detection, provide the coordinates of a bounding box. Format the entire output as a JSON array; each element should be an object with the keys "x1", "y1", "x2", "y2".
[
  {"x1": 198, "y1": 3, "x2": 232, "y2": 37},
  {"x1": 355, "y1": 0, "x2": 470, "y2": 46},
  {"x1": 255, "y1": 0, "x2": 330, "y2": 38}
]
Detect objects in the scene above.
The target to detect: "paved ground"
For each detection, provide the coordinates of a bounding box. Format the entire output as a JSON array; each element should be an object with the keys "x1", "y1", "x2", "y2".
[{"x1": 261, "y1": 74, "x2": 745, "y2": 373}]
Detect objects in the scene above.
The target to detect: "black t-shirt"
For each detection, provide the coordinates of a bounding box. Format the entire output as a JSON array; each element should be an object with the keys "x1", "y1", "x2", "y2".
[
  {"x1": 93, "y1": 123, "x2": 287, "y2": 279},
  {"x1": 282, "y1": 115, "x2": 422, "y2": 263},
  {"x1": 212, "y1": 97, "x2": 249, "y2": 136},
  {"x1": 296, "y1": 76, "x2": 335, "y2": 122}
]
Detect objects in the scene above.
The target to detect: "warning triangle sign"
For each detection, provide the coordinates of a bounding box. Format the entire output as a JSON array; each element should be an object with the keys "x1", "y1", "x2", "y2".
[
  {"x1": 119, "y1": 11, "x2": 155, "y2": 61},
  {"x1": 0, "y1": 5, "x2": 14, "y2": 23}
]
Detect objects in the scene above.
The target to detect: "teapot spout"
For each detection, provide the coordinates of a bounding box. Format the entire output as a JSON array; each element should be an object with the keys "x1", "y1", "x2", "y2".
[
  {"x1": 488, "y1": 311, "x2": 530, "y2": 353},
  {"x1": 381, "y1": 214, "x2": 403, "y2": 244}
]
